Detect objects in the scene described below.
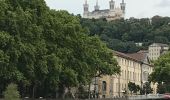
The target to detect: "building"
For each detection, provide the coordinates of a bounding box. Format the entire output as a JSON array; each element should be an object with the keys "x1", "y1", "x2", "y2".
[
  {"x1": 83, "y1": 0, "x2": 126, "y2": 21},
  {"x1": 148, "y1": 43, "x2": 169, "y2": 61},
  {"x1": 90, "y1": 51, "x2": 156, "y2": 98}
]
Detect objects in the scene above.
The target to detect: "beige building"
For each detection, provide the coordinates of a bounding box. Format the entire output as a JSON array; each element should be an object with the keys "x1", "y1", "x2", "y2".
[
  {"x1": 90, "y1": 51, "x2": 156, "y2": 98},
  {"x1": 148, "y1": 43, "x2": 169, "y2": 61},
  {"x1": 83, "y1": 0, "x2": 126, "y2": 21}
]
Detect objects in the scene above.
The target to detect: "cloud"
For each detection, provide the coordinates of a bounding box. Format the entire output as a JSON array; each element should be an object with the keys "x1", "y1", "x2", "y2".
[{"x1": 156, "y1": 0, "x2": 170, "y2": 8}]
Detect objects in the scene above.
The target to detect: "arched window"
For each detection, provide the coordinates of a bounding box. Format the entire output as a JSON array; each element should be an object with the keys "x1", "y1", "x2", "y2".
[{"x1": 102, "y1": 81, "x2": 107, "y2": 91}]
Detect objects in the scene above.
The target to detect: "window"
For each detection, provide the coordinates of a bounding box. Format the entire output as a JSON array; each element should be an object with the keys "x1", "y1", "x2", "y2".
[
  {"x1": 134, "y1": 72, "x2": 136, "y2": 81},
  {"x1": 122, "y1": 70, "x2": 124, "y2": 79},
  {"x1": 102, "y1": 81, "x2": 107, "y2": 91},
  {"x1": 110, "y1": 79, "x2": 113, "y2": 93},
  {"x1": 128, "y1": 71, "x2": 129, "y2": 80},
  {"x1": 122, "y1": 84, "x2": 124, "y2": 90},
  {"x1": 125, "y1": 70, "x2": 126, "y2": 79},
  {"x1": 116, "y1": 83, "x2": 118, "y2": 92}
]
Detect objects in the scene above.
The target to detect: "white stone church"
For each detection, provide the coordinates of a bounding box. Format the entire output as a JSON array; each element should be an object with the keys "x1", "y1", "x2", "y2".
[{"x1": 83, "y1": 0, "x2": 126, "y2": 21}]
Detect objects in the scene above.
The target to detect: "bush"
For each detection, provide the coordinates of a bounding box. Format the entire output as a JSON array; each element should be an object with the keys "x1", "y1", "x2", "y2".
[{"x1": 4, "y1": 83, "x2": 20, "y2": 100}]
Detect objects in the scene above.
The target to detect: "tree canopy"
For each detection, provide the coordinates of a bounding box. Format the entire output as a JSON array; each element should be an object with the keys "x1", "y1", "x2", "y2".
[
  {"x1": 80, "y1": 16, "x2": 170, "y2": 53},
  {"x1": 150, "y1": 52, "x2": 170, "y2": 93},
  {"x1": 0, "y1": 0, "x2": 120, "y2": 98}
]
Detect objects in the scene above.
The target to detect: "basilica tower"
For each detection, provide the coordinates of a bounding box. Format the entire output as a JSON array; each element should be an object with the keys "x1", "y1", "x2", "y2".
[
  {"x1": 94, "y1": 0, "x2": 100, "y2": 11},
  {"x1": 120, "y1": 0, "x2": 126, "y2": 14},
  {"x1": 83, "y1": 0, "x2": 89, "y2": 16},
  {"x1": 109, "y1": 0, "x2": 115, "y2": 11}
]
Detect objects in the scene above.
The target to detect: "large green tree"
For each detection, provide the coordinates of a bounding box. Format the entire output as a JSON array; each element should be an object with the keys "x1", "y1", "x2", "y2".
[
  {"x1": 0, "y1": 0, "x2": 120, "y2": 98},
  {"x1": 150, "y1": 52, "x2": 170, "y2": 93}
]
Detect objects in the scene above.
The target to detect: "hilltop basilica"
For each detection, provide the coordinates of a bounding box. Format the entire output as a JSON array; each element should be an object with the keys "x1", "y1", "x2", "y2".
[{"x1": 83, "y1": 0, "x2": 126, "y2": 21}]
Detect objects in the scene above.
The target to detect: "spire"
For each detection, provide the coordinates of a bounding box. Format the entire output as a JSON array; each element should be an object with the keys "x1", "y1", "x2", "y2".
[
  {"x1": 109, "y1": 0, "x2": 115, "y2": 10},
  {"x1": 83, "y1": 0, "x2": 89, "y2": 14},
  {"x1": 94, "y1": 0, "x2": 100, "y2": 11},
  {"x1": 122, "y1": 0, "x2": 124, "y2": 3},
  {"x1": 120, "y1": 0, "x2": 126, "y2": 14},
  {"x1": 96, "y1": 0, "x2": 98, "y2": 6},
  {"x1": 85, "y1": 0, "x2": 87, "y2": 4}
]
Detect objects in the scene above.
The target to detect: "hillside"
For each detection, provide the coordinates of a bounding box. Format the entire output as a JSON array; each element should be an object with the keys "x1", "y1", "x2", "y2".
[{"x1": 80, "y1": 16, "x2": 170, "y2": 53}]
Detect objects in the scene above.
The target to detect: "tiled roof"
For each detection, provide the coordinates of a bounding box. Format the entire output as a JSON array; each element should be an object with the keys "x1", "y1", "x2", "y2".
[
  {"x1": 114, "y1": 51, "x2": 140, "y2": 62},
  {"x1": 152, "y1": 43, "x2": 169, "y2": 47},
  {"x1": 114, "y1": 51, "x2": 152, "y2": 66},
  {"x1": 126, "y1": 53, "x2": 146, "y2": 62}
]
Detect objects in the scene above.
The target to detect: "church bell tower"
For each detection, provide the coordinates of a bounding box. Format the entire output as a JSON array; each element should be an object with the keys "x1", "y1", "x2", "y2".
[
  {"x1": 120, "y1": 0, "x2": 126, "y2": 14},
  {"x1": 83, "y1": 0, "x2": 89, "y2": 16},
  {"x1": 109, "y1": 0, "x2": 115, "y2": 11},
  {"x1": 94, "y1": 0, "x2": 100, "y2": 11}
]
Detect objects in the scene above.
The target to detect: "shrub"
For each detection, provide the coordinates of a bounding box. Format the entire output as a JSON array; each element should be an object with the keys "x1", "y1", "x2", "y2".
[{"x1": 4, "y1": 83, "x2": 20, "y2": 100}]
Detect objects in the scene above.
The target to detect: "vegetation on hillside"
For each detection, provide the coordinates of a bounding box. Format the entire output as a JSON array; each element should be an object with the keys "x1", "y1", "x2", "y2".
[{"x1": 80, "y1": 16, "x2": 170, "y2": 53}]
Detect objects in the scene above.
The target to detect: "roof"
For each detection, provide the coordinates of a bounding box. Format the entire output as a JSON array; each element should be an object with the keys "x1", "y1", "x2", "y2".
[
  {"x1": 151, "y1": 43, "x2": 169, "y2": 47},
  {"x1": 91, "y1": 9, "x2": 110, "y2": 14},
  {"x1": 126, "y1": 53, "x2": 146, "y2": 62},
  {"x1": 114, "y1": 51, "x2": 140, "y2": 63},
  {"x1": 114, "y1": 51, "x2": 152, "y2": 66}
]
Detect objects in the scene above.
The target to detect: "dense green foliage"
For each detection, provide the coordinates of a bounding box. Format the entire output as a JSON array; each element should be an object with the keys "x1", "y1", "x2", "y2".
[
  {"x1": 128, "y1": 82, "x2": 140, "y2": 94},
  {"x1": 141, "y1": 82, "x2": 153, "y2": 95},
  {"x1": 150, "y1": 52, "x2": 170, "y2": 93},
  {"x1": 80, "y1": 16, "x2": 170, "y2": 53},
  {"x1": 4, "y1": 83, "x2": 20, "y2": 100},
  {"x1": 0, "y1": 0, "x2": 120, "y2": 98}
]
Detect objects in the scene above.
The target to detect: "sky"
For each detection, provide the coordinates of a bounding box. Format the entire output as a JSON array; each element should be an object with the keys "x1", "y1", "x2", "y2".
[{"x1": 45, "y1": 0, "x2": 170, "y2": 18}]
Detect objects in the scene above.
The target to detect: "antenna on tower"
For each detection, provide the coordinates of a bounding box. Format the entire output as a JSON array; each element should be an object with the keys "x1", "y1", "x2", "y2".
[
  {"x1": 85, "y1": 0, "x2": 87, "y2": 4},
  {"x1": 96, "y1": 0, "x2": 98, "y2": 5},
  {"x1": 94, "y1": 0, "x2": 100, "y2": 11},
  {"x1": 122, "y1": 0, "x2": 124, "y2": 3}
]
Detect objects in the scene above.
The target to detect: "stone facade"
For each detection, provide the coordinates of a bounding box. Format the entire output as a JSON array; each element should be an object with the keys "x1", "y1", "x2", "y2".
[
  {"x1": 83, "y1": 0, "x2": 126, "y2": 21},
  {"x1": 90, "y1": 51, "x2": 156, "y2": 98},
  {"x1": 148, "y1": 43, "x2": 169, "y2": 61}
]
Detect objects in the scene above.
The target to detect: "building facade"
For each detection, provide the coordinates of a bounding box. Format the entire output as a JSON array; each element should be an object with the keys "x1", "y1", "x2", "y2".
[
  {"x1": 148, "y1": 43, "x2": 169, "y2": 61},
  {"x1": 90, "y1": 51, "x2": 156, "y2": 98},
  {"x1": 83, "y1": 0, "x2": 126, "y2": 21}
]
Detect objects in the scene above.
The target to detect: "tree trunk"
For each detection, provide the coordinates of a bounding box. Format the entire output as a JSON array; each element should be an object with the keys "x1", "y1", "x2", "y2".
[
  {"x1": 58, "y1": 85, "x2": 68, "y2": 99},
  {"x1": 32, "y1": 84, "x2": 36, "y2": 99},
  {"x1": 62, "y1": 87, "x2": 68, "y2": 99},
  {"x1": 88, "y1": 83, "x2": 91, "y2": 99}
]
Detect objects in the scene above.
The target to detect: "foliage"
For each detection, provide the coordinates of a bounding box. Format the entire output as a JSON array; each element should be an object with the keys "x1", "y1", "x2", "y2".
[
  {"x1": 157, "y1": 83, "x2": 166, "y2": 94},
  {"x1": 150, "y1": 52, "x2": 170, "y2": 93},
  {"x1": 141, "y1": 82, "x2": 153, "y2": 95},
  {"x1": 156, "y1": 83, "x2": 170, "y2": 94},
  {"x1": 81, "y1": 16, "x2": 170, "y2": 53},
  {"x1": 150, "y1": 52, "x2": 170, "y2": 83},
  {"x1": 4, "y1": 83, "x2": 20, "y2": 100},
  {"x1": 0, "y1": 0, "x2": 119, "y2": 98},
  {"x1": 128, "y1": 82, "x2": 140, "y2": 94}
]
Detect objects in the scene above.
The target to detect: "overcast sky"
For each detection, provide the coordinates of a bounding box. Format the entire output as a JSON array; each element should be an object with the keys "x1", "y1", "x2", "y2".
[{"x1": 45, "y1": 0, "x2": 170, "y2": 18}]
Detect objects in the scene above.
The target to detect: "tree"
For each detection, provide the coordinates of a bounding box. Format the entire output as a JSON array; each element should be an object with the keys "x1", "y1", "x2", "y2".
[
  {"x1": 4, "y1": 83, "x2": 20, "y2": 100},
  {"x1": 128, "y1": 82, "x2": 140, "y2": 95},
  {"x1": 81, "y1": 16, "x2": 170, "y2": 53},
  {"x1": 157, "y1": 82, "x2": 166, "y2": 94},
  {"x1": 141, "y1": 82, "x2": 153, "y2": 95},
  {"x1": 150, "y1": 52, "x2": 170, "y2": 93},
  {"x1": 0, "y1": 0, "x2": 120, "y2": 98}
]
